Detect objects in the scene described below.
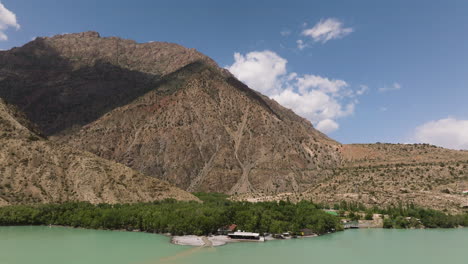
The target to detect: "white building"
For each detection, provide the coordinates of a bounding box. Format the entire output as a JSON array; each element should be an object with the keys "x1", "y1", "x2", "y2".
[{"x1": 228, "y1": 231, "x2": 264, "y2": 241}]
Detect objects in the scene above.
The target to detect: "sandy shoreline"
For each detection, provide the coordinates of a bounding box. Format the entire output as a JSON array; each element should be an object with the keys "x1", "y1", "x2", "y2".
[
  {"x1": 46, "y1": 225, "x2": 321, "y2": 247},
  {"x1": 171, "y1": 234, "x2": 319, "y2": 247},
  {"x1": 171, "y1": 235, "x2": 233, "y2": 247}
]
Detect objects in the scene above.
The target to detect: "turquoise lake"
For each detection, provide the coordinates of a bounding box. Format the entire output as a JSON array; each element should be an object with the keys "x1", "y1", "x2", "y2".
[{"x1": 0, "y1": 226, "x2": 466, "y2": 264}]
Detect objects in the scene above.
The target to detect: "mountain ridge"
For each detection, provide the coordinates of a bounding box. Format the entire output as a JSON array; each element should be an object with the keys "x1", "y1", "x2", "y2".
[
  {"x1": 1, "y1": 32, "x2": 342, "y2": 195},
  {"x1": 0, "y1": 32, "x2": 466, "y2": 211}
]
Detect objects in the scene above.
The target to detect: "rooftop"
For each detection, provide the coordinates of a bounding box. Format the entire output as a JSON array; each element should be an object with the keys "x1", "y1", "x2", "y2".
[{"x1": 229, "y1": 231, "x2": 260, "y2": 237}]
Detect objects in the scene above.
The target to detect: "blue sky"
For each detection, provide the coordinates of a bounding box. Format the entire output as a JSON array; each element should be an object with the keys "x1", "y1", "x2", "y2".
[{"x1": 1, "y1": 0, "x2": 468, "y2": 149}]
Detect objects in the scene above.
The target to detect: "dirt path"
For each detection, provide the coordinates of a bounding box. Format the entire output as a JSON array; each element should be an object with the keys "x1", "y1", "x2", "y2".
[{"x1": 201, "y1": 236, "x2": 213, "y2": 247}]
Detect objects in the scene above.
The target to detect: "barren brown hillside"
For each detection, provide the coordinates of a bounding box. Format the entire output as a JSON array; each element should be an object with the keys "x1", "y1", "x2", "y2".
[
  {"x1": 0, "y1": 32, "x2": 342, "y2": 194},
  {"x1": 0, "y1": 99, "x2": 198, "y2": 205},
  {"x1": 235, "y1": 144, "x2": 468, "y2": 212},
  {"x1": 341, "y1": 143, "x2": 468, "y2": 166}
]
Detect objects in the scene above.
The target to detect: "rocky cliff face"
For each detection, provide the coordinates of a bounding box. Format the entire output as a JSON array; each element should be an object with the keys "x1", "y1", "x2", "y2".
[
  {"x1": 0, "y1": 32, "x2": 342, "y2": 194},
  {"x1": 0, "y1": 98, "x2": 198, "y2": 204}
]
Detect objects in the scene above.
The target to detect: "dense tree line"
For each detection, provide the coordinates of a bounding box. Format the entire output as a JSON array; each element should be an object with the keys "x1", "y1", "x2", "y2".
[
  {"x1": 0, "y1": 194, "x2": 465, "y2": 234},
  {"x1": 330, "y1": 200, "x2": 468, "y2": 228},
  {"x1": 378, "y1": 205, "x2": 468, "y2": 228},
  {"x1": 0, "y1": 194, "x2": 341, "y2": 235}
]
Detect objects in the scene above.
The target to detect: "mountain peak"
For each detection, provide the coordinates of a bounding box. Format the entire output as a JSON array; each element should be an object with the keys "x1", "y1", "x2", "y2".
[{"x1": 75, "y1": 31, "x2": 101, "y2": 38}]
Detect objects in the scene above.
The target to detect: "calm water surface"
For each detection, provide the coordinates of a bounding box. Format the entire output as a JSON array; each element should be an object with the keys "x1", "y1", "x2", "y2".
[{"x1": 0, "y1": 226, "x2": 466, "y2": 264}]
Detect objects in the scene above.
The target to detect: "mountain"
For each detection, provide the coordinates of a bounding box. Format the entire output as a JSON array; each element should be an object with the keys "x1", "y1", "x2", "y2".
[
  {"x1": 0, "y1": 98, "x2": 198, "y2": 205},
  {"x1": 0, "y1": 32, "x2": 342, "y2": 195},
  {"x1": 0, "y1": 32, "x2": 466, "y2": 211},
  {"x1": 324, "y1": 144, "x2": 468, "y2": 211},
  {"x1": 237, "y1": 143, "x2": 468, "y2": 212}
]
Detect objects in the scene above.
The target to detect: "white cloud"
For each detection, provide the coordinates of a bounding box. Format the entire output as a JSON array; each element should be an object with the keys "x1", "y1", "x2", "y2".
[
  {"x1": 296, "y1": 39, "x2": 306, "y2": 50},
  {"x1": 0, "y1": 2, "x2": 20, "y2": 41},
  {"x1": 296, "y1": 74, "x2": 348, "y2": 95},
  {"x1": 302, "y1": 18, "x2": 353, "y2": 43},
  {"x1": 316, "y1": 119, "x2": 339, "y2": 133},
  {"x1": 378, "y1": 82, "x2": 401, "y2": 92},
  {"x1": 227, "y1": 50, "x2": 287, "y2": 95},
  {"x1": 414, "y1": 118, "x2": 468, "y2": 150},
  {"x1": 226, "y1": 50, "x2": 363, "y2": 134},
  {"x1": 272, "y1": 89, "x2": 355, "y2": 125}
]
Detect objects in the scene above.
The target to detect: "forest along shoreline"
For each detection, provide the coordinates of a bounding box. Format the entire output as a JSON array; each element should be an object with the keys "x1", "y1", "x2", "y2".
[{"x1": 0, "y1": 193, "x2": 467, "y2": 247}]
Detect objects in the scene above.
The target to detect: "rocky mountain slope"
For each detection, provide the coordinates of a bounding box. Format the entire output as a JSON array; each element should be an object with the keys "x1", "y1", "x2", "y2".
[
  {"x1": 310, "y1": 144, "x2": 468, "y2": 210},
  {"x1": 236, "y1": 143, "x2": 468, "y2": 212},
  {"x1": 0, "y1": 32, "x2": 466, "y2": 211},
  {"x1": 0, "y1": 32, "x2": 342, "y2": 194},
  {"x1": 0, "y1": 98, "x2": 197, "y2": 205}
]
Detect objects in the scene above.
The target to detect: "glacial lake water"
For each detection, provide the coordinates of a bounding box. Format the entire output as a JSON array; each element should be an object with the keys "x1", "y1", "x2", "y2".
[{"x1": 0, "y1": 226, "x2": 467, "y2": 264}]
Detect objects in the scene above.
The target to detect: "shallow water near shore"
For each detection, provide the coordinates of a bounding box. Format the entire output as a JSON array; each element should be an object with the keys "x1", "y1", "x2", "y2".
[{"x1": 0, "y1": 226, "x2": 467, "y2": 264}]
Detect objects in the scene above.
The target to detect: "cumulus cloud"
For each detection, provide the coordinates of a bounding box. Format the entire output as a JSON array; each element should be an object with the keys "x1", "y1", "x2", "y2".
[
  {"x1": 296, "y1": 74, "x2": 348, "y2": 95},
  {"x1": 272, "y1": 88, "x2": 355, "y2": 126},
  {"x1": 227, "y1": 51, "x2": 287, "y2": 95},
  {"x1": 316, "y1": 119, "x2": 340, "y2": 133},
  {"x1": 414, "y1": 118, "x2": 468, "y2": 150},
  {"x1": 0, "y1": 2, "x2": 20, "y2": 41},
  {"x1": 378, "y1": 82, "x2": 401, "y2": 92},
  {"x1": 226, "y1": 50, "x2": 363, "y2": 134},
  {"x1": 302, "y1": 18, "x2": 353, "y2": 43}
]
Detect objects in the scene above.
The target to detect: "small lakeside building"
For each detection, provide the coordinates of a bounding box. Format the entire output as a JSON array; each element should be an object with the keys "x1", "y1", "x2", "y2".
[
  {"x1": 217, "y1": 224, "x2": 237, "y2": 235},
  {"x1": 228, "y1": 231, "x2": 264, "y2": 241},
  {"x1": 341, "y1": 220, "x2": 359, "y2": 229},
  {"x1": 300, "y1": 228, "x2": 314, "y2": 236}
]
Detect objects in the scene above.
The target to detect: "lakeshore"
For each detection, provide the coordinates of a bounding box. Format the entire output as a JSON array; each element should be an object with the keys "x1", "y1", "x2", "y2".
[{"x1": 171, "y1": 233, "x2": 320, "y2": 247}]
